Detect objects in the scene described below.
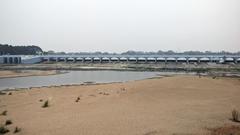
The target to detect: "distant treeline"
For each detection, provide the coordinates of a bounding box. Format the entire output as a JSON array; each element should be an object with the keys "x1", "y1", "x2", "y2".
[
  {"x1": 0, "y1": 44, "x2": 43, "y2": 55},
  {"x1": 1, "y1": 44, "x2": 239, "y2": 55},
  {"x1": 46, "y1": 50, "x2": 240, "y2": 55}
]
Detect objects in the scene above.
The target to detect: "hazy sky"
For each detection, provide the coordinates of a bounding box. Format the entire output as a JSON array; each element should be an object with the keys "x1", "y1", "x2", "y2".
[{"x1": 0, "y1": 0, "x2": 239, "y2": 52}]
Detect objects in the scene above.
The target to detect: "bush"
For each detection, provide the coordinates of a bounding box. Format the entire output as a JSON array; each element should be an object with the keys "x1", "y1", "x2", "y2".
[
  {"x1": 42, "y1": 100, "x2": 49, "y2": 108},
  {"x1": 75, "y1": 97, "x2": 80, "y2": 102},
  {"x1": 1, "y1": 110, "x2": 7, "y2": 116},
  {"x1": 13, "y1": 126, "x2": 21, "y2": 133},
  {"x1": 232, "y1": 109, "x2": 239, "y2": 122},
  {"x1": 5, "y1": 120, "x2": 12, "y2": 125},
  {"x1": 0, "y1": 126, "x2": 9, "y2": 134}
]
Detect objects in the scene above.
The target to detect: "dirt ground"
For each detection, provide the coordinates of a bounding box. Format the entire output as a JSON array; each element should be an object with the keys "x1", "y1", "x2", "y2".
[{"x1": 0, "y1": 75, "x2": 240, "y2": 135}]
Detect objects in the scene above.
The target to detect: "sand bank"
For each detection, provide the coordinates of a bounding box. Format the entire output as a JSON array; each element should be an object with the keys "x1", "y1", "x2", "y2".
[{"x1": 0, "y1": 76, "x2": 240, "y2": 135}]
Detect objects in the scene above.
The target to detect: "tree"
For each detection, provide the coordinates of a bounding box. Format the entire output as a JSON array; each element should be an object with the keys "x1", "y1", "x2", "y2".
[{"x1": 0, "y1": 44, "x2": 43, "y2": 55}]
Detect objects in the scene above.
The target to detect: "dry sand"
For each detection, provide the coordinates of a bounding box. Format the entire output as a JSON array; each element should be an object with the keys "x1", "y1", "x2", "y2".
[
  {"x1": 0, "y1": 70, "x2": 59, "y2": 79},
  {"x1": 0, "y1": 76, "x2": 240, "y2": 135}
]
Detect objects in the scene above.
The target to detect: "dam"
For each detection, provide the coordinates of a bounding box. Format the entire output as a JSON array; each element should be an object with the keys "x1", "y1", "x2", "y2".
[{"x1": 0, "y1": 54, "x2": 240, "y2": 64}]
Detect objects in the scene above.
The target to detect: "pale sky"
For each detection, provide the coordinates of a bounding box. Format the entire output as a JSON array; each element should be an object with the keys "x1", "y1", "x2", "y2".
[{"x1": 0, "y1": 0, "x2": 239, "y2": 53}]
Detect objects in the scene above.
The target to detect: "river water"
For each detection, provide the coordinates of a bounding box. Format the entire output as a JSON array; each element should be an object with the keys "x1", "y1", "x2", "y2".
[{"x1": 0, "y1": 71, "x2": 163, "y2": 90}]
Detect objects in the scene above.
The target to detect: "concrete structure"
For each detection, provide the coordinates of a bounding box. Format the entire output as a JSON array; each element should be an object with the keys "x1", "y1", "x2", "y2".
[
  {"x1": 0, "y1": 56, "x2": 21, "y2": 64},
  {"x1": 21, "y1": 56, "x2": 42, "y2": 64},
  {"x1": 0, "y1": 55, "x2": 42, "y2": 64},
  {"x1": 1, "y1": 55, "x2": 240, "y2": 64}
]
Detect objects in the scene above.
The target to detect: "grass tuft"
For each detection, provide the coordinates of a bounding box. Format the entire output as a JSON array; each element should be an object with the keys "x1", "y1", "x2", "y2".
[
  {"x1": 5, "y1": 120, "x2": 12, "y2": 125},
  {"x1": 13, "y1": 126, "x2": 21, "y2": 134},
  {"x1": 42, "y1": 100, "x2": 49, "y2": 108},
  {"x1": 232, "y1": 109, "x2": 239, "y2": 122},
  {"x1": 0, "y1": 125, "x2": 9, "y2": 134},
  {"x1": 1, "y1": 110, "x2": 7, "y2": 116},
  {"x1": 75, "y1": 97, "x2": 80, "y2": 102},
  {"x1": 212, "y1": 76, "x2": 217, "y2": 79}
]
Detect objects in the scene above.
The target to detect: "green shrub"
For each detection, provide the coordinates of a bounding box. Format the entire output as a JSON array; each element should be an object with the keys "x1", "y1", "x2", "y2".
[{"x1": 0, "y1": 125, "x2": 9, "y2": 134}]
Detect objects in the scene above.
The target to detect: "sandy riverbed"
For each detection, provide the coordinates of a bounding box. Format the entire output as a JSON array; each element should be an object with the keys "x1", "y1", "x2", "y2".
[
  {"x1": 0, "y1": 70, "x2": 60, "y2": 79},
  {"x1": 0, "y1": 76, "x2": 240, "y2": 135}
]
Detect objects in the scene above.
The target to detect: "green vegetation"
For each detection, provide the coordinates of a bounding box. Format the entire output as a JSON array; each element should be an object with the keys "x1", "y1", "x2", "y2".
[
  {"x1": 0, "y1": 44, "x2": 42, "y2": 55},
  {"x1": 0, "y1": 125, "x2": 9, "y2": 134}
]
